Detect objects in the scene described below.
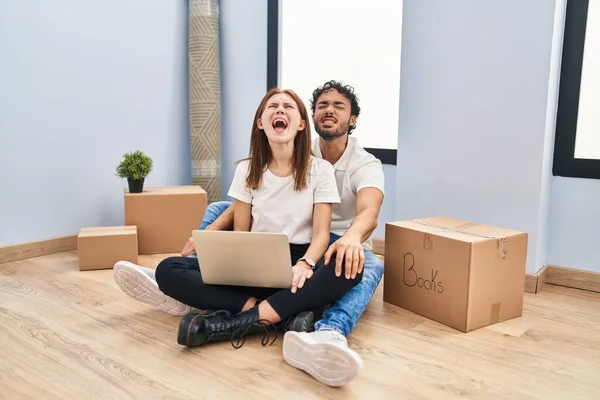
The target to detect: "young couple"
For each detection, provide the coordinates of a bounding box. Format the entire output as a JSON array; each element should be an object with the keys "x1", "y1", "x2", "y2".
[{"x1": 113, "y1": 80, "x2": 385, "y2": 387}]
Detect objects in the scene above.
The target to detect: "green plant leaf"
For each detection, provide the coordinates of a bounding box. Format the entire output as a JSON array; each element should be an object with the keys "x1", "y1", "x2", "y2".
[{"x1": 115, "y1": 150, "x2": 153, "y2": 180}]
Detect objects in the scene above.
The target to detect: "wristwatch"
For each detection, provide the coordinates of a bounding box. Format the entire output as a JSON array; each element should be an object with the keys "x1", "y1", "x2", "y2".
[{"x1": 298, "y1": 256, "x2": 316, "y2": 270}]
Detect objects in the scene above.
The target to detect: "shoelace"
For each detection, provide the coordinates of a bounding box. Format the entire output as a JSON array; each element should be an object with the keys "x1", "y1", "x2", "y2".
[{"x1": 230, "y1": 319, "x2": 279, "y2": 349}]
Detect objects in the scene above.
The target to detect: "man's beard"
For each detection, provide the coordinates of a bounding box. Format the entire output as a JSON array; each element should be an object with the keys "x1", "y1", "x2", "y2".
[{"x1": 313, "y1": 118, "x2": 350, "y2": 141}]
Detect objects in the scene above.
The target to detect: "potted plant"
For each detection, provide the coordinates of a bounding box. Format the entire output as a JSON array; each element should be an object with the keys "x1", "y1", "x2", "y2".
[{"x1": 115, "y1": 150, "x2": 153, "y2": 193}]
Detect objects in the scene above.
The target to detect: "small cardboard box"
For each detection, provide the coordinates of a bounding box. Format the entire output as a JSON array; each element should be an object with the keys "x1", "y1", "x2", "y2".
[
  {"x1": 383, "y1": 216, "x2": 528, "y2": 332},
  {"x1": 77, "y1": 226, "x2": 138, "y2": 271},
  {"x1": 124, "y1": 185, "x2": 207, "y2": 254}
]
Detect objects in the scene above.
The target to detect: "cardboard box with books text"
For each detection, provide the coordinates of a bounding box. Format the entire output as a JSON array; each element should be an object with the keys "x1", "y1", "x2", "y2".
[{"x1": 383, "y1": 217, "x2": 528, "y2": 332}]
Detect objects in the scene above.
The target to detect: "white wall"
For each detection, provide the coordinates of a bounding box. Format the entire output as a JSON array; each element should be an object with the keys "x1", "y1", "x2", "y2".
[
  {"x1": 395, "y1": 0, "x2": 559, "y2": 274},
  {"x1": 377, "y1": 165, "x2": 397, "y2": 239},
  {"x1": 548, "y1": 178, "x2": 600, "y2": 273},
  {"x1": 0, "y1": 0, "x2": 191, "y2": 246},
  {"x1": 538, "y1": 0, "x2": 567, "y2": 272},
  {"x1": 219, "y1": 0, "x2": 267, "y2": 196}
]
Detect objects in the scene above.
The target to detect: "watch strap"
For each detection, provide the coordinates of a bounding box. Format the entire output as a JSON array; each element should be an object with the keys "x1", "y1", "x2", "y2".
[{"x1": 298, "y1": 256, "x2": 316, "y2": 269}]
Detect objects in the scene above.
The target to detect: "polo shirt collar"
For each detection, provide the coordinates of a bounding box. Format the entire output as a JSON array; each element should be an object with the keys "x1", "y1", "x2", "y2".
[{"x1": 313, "y1": 137, "x2": 355, "y2": 171}]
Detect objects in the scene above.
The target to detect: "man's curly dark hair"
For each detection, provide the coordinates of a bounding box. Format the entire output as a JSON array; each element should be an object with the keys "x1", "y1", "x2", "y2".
[{"x1": 310, "y1": 80, "x2": 361, "y2": 135}]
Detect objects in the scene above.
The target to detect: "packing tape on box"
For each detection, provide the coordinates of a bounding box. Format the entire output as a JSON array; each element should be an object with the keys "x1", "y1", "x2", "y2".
[{"x1": 414, "y1": 219, "x2": 507, "y2": 259}]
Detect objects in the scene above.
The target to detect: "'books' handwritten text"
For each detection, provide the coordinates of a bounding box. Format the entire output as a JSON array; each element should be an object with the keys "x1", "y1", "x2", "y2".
[{"x1": 402, "y1": 252, "x2": 444, "y2": 293}]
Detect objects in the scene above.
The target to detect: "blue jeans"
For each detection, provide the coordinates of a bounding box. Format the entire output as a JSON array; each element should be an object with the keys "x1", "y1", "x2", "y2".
[{"x1": 195, "y1": 201, "x2": 384, "y2": 338}]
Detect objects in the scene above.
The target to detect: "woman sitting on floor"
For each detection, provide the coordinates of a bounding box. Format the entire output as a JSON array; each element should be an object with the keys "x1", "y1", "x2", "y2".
[{"x1": 154, "y1": 87, "x2": 363, "y2": 348}]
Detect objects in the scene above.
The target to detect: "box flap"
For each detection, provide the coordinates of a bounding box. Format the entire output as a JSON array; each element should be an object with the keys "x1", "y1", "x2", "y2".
[
  {"x1": 79, "y1": 226, "x2": 137, "y2": 237},
  {"x1": 125, "y1": 185, "x2": 206, "y2": 195},
  {"x1": 387, "y1": 216, "x2": 525, "y2": 243}
]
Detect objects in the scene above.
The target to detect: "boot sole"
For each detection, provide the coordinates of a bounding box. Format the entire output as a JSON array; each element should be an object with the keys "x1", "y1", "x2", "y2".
[
  {"x1": 113, "y1": 261, "x2": 192, "y2": 316},
  {"x1": 282, "y1": 331, "x2": 363, "y2": 387}
]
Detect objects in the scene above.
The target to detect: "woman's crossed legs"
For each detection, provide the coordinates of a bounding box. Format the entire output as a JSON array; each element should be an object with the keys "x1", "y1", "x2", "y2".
[{"x1": 155, "y1": 244, "x2": 362, "y2": 348}]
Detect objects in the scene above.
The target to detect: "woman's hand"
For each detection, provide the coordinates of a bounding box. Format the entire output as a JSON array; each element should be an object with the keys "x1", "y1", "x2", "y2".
[{"x1": 291, "y1": 263, "x2": 313, "y2": 293}]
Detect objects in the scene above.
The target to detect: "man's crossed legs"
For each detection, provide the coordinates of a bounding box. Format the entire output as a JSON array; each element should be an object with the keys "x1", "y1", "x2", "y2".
[
  {"x1": 112, "y1": 201, "x2": 384, "y2": 387},
  {"x1": 282, "y1": 237, "x2": 383, "y2": 386}
]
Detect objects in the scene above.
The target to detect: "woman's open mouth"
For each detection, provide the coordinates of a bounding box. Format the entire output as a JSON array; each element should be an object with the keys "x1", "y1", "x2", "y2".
[{"x1": 272, "y1": 118, "x2": 288, "y2": 133}]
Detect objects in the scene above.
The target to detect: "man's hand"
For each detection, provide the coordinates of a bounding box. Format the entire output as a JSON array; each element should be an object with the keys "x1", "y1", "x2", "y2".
[
  {"x1": 291, "y1": 262, "x2": 313, "y2": 293},
  {"x1": 324, "y1": 232, "x2": 365, "y2": 279},
  {"x1": 180, "y1": 224, "x2": 218, "y2": 257},
  {"x1": 180, "y1": 236, "x2": 196, "y2": 257}
]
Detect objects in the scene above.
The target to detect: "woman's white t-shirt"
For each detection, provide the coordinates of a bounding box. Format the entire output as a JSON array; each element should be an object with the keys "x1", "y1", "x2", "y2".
[{"x1": 227, "y1": 156, "x2": 341, "y2": 245}]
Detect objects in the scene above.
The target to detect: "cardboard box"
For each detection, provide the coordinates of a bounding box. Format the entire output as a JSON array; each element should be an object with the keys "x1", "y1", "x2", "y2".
[
  {"x1": 124, "y1": 185, "x2": 207, "y2": 254},
  {"x1": 383, "y1": 216, "x2": 528, "y2": 332},
  {"x1": 77, "y1": 226, "x2": 138, "y2": 271}
]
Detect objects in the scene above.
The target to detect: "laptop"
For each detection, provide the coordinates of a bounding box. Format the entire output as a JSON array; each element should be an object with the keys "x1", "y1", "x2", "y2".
[{"x1": 192, "y1": 230, "x2": 293, "y2": 288}]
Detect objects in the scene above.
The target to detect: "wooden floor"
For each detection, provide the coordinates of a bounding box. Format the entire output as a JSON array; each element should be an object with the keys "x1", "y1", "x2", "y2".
[{"x1": 1, "y1": 251, "x2": 599, "y2": 400}]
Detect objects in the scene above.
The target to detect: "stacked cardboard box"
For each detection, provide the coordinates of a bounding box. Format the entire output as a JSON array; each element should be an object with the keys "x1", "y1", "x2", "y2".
[
  {"x1": 77, "y1": 185, "x2": 208, "y2": 270},
  {"x1": 383, "y1": 216, "x2": 528, "y2": 332},
  {"x1": 124, "y1": 186, "x2": 207, "y2": 254}
]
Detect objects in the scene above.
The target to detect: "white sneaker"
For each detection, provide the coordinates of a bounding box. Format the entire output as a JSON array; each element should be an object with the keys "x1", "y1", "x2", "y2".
[
  {"x1": 283, "y1": 330, "x2": 364, "y2": 387},
  {"x1": 113, "y1": 261, "x2": 192, "y2": 316}
]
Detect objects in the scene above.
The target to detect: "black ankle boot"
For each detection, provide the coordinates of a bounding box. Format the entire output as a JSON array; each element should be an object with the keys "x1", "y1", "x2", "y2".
[{"x1": 177, "y1": 307, "x2": 275, "y2": 348}]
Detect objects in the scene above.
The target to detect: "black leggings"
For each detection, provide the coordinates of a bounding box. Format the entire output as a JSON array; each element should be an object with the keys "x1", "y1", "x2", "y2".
[{"x1": 155, "y1": 243, "x2": 362, "y2": 321}]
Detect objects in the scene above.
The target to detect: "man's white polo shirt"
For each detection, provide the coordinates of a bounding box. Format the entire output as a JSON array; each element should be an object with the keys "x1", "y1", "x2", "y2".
[{"x1": 312, "y1": 137, "x2": 385, "y2": 251}]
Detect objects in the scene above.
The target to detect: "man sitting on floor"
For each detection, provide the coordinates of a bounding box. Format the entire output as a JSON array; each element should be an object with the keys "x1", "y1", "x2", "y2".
[{"x1": 113, "y1": 80, "x2": 385, "y2": 387}]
